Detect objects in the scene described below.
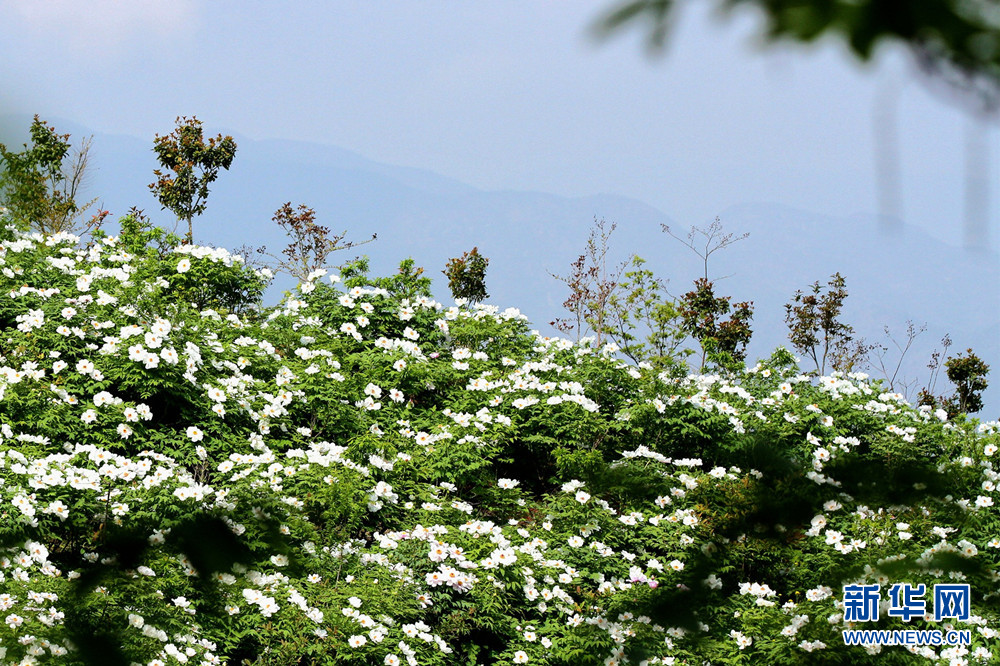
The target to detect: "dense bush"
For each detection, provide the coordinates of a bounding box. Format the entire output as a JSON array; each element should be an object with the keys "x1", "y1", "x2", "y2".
[{"x1": 0, "y1": 214, "x2": 998, "y2": 665}]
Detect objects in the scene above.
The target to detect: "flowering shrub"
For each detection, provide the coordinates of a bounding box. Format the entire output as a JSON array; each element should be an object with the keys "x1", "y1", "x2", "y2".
[{"x1": 0, "y1": 215, "x2": 998, "y2": 665}]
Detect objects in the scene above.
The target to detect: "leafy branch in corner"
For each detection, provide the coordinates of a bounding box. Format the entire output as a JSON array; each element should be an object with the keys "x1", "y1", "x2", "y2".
[{"x1": 0, "y1": 115, "x2": 97, "y2": 235}]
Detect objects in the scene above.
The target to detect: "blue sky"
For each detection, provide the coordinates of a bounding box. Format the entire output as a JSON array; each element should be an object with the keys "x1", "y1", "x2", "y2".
[{"x1": 0, "y1": 0, "x2": 996, "y2": 249}]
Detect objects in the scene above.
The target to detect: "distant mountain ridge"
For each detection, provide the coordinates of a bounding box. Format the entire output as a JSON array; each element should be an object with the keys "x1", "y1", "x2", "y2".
[{"x1": 2, "y1": 115, "x2": 997, "y2": 415}]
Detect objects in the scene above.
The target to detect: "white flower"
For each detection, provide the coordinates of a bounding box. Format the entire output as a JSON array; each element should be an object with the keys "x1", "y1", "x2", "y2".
[
  {"x1": 45, "y1": 500, "x2": 69, "y2": 520},
  {"x1": 958, "y1": 539, "x2": 979, "y2": 557},
  {"x1": 186, "y1": 426, "x2": 204, "y2": 442},
  {"x1": 348, "y1": 635, "x2": 367, "y2": 648},
  {"x1": 258, "y1": 597, "x2": 280, "y2": 617},
  {"x1": 704, "y1": 574, "x2": 723, "y2": 589},
  {"x1": 177, "y1": 258, "x2": 191, "y2": 273},
  {"x1": 805, "y1": 586, "x2": 832, "y2": 601},
  {"x1": 498, "y1": 478, "x2": 520, "y2": 489},
  {"x1": 513, "y1": 651, "x2": 529, "y2": 663},
  {"x1": 730, "y1": 630, "x2": 752, "y2": 649}
]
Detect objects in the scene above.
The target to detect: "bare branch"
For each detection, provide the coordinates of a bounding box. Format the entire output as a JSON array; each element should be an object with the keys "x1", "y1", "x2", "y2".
[{"x1": 661, "y1": 216, "x2": 748, "y2": 281}]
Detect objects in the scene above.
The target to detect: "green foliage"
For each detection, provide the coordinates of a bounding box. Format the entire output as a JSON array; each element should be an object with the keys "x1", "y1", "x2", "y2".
[
  {"x1": 149, "y1": 116, "x2": 237, "y2": 243},
  {"x1": 1, "y1": 221, "x2": 999, "y2": 665},
  {"x1": 920, "y1": 347, "x2": 991, "y2": 418},
  {"x1": 341, "y1": 256, "x2": 433, "y2": 302},
  {"x1": 784, "y1": 272, "x2": 870, "y2": 375},
  {"x1": 946, "y1": 349, "x2": 991, "y2": 415},
  {"x1": 656, "y1": 217, "x2": 754, "y2": 371},
  {"x1": 595, "y1": 0, "x2": 1000, "y2": 106},
  {"x1": 679, "y1": 277, "x2": 754, "y2": 370},
  {"x1": 0, "y1": 115, "x2": 94, "y2": 234},
  {"x1": 443, "y1": 247, "x2": 490, "y2": 305},
  {"x1": 601, "y1": 255, "x2": 690, "y2": 371}
]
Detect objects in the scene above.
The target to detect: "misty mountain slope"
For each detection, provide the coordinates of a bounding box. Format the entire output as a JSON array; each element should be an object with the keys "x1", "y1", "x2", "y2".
[{"x1": 5, "y1": 116, "x2": 997, "y2": 414}]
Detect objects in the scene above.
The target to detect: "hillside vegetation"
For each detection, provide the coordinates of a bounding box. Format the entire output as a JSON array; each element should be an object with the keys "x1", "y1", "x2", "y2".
[{"x1": 0, "y1": 211, "x2": 997, "y2": 665}]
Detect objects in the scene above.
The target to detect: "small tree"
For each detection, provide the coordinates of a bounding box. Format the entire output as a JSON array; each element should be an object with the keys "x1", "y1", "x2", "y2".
[
  {"x1": 946, "y1": 350, "x2": 990, "y2": 415},
  {"x1": 0, "y1": 115, "x2": 95, "y2": 234},
  {"x1": 784, "y1": 272, "x2": 867, "y2": 375},
  {"x1": 550, "y1": 253, "x2": 593, "y2": 341},
  {"x1": 149, "y1": 116, "x2": 237, "y2": 243},
  {"x1": 920, "y1": 347, "x2": 990, "y2": 417},
  {"x1": 660, "y1": 217, "x2": 752, "y2": 370},
  {"x1": 443, "y1": 246, "x2": 490, "y2": 305},
  {"x1": 602, "y1": 255, "x2": 690, "y2": 370},
  {"x1": 269, "y1": 202, "x2": 375, "y2": 281},
  {"x1": 678, "y1": 277, "x2": 753, "y2": 370},
  {"x1": 549, "y1": 217, "x2": 624, "y2": 345}
]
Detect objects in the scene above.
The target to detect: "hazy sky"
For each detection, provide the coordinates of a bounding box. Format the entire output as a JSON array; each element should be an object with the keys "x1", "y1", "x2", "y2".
[{"x1": 0, "y1": 0, "x2": 996, "y2": 249}]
